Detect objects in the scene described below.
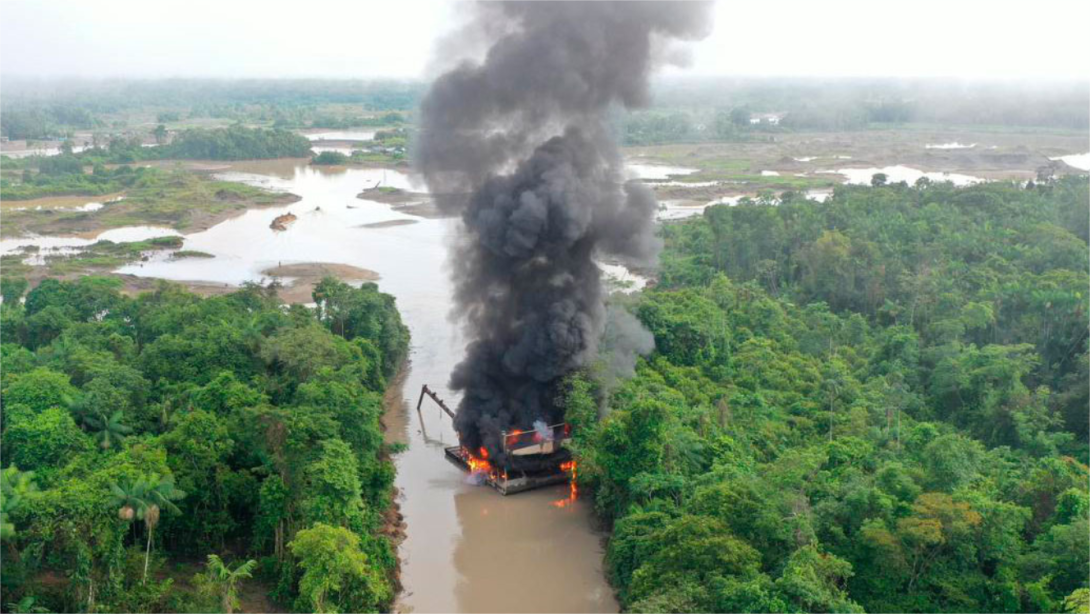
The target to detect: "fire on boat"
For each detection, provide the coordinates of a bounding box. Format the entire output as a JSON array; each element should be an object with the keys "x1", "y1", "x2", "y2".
[{"x1": 417, "y1": 384, "x2": 577, "y2": 496}]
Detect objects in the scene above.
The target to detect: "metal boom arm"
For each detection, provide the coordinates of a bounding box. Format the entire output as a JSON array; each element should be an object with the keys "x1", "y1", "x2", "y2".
[{"x1": 417, "y1": 384, "x2": 456, "y2": 421}]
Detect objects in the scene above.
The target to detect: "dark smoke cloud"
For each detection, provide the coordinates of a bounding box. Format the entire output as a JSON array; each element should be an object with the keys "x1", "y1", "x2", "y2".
[{"x1": 416, "y1": 1, "x2": 712, "y2": 461}]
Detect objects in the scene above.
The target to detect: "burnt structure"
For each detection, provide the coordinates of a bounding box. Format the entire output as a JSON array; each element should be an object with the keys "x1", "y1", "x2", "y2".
[{"x1": 418, "y1": 385, "x2": 573, "y2": 495}]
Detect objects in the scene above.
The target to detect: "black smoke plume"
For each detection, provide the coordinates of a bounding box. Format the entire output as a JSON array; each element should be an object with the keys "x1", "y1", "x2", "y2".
[{"x1": 416, "y1": 2, "x2": 712, "y2": 461}]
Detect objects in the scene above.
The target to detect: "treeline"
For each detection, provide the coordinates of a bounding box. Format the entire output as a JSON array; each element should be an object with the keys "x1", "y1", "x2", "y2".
[
  {"x1": 306, "y1": 111, "x2": 406, "y2": 130},
  {"x1": 0, "y1": 160, "x2": 152, "y2": 200},
  {"x1": 1, "y1": 79, "x2": 424, "y2": 113},
  {"x1": 0, "y1": 105, "x2": 99, "y2": 140},
  {"x1": 2, "y1": 126, "x2": 313, "y2": 199},
  {"x1": 569, "y1": 176, "x2": 1089, "y2": 612},
  {"x1": 1, "y1": 79, "x2": 423, "y2": 137},
  {"x1": 651, "y1": 77, "x2": 1090, "y2": 131},
  {"x1": 619, "y1": 106, "x2": 778, "y2": 145},
  {"x1": 0, "y1": 276, "x2": 410, "y2": 613},
  {"x1": 160, "y1": 125, "x2": 312, "y2": 160}
]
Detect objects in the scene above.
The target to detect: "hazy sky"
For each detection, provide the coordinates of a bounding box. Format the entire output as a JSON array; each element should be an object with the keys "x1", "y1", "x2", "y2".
[{"x1": 2, "y1": 0, "x2": 1088, "y2": 81}]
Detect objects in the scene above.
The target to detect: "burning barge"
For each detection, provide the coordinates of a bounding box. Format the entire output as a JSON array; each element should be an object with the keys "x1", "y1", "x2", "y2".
[{"x1": 418, "y1": 385, "x2": 577, "y2": 496}]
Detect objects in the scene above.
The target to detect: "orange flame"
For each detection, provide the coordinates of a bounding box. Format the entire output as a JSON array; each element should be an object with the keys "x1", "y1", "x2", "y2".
[
  {"x1": 552, "y1": 460, "x2": 579, "y2": 508},
  {"x1": 505, "y1": 429, "x2": 524, "y2": 449},
  {"x1": 465, "y1": 447, "x2": 492, "y2": 474}
]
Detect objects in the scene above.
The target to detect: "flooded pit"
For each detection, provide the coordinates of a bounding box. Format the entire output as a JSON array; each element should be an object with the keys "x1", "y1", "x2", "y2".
[
  {"x1": 925, "y1": 142, "x2": 977, "y2": 149},
  {"x1": 626, "y1": 162, "x2": 699, "y2": 180},
  {"x1": 820, "y1": 164, "x2": 984, "y2": 186},
  {"x1": 1050, "y1": 152, "x2": 1090, "y2": 171},
  {"x1": 302, "y1": 129, "x2": 378, "y2": 141}
]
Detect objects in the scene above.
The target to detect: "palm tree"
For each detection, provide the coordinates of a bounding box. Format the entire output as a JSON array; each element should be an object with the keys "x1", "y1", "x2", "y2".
[
  {"x1": 109, "y1": 473, "x2": 186, "y2": 583},
  {"x1": 85, "y1": 411, "x2": 133, "y2": 450},
  {"x1": 1, "y1": 467, "x2": 39, "y2": 540},
  {"x1": 200, "y1": 554, "x2": 258, "y2": 614}
]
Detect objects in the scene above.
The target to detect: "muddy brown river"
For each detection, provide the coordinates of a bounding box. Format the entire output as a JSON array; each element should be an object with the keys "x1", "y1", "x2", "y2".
[{"x1": 103, "y1": 161, "x2": 619, "y2": 613}]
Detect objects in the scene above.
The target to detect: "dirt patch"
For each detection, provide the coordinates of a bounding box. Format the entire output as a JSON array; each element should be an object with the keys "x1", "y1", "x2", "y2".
[
  {"x1": 0, "y1": 192, "x2": 125, "y2": 211},
  {"x1": 262, "y1": 262, "x2": 379, "y2": 280},
  {"x1": 261, "y1": 262, "x2": 381, "y2": 304}
]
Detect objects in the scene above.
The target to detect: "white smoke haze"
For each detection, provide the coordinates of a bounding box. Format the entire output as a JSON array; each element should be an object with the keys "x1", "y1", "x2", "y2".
[
  {"x1": 600, "y1": 304, "x2": 656, "y2": 387},
  {"x1": 416, "y1": 1, "x2": 712, "y2": 461},
  {"x1": 532, "y1": 419, "x2": 554, "y2": 442}
]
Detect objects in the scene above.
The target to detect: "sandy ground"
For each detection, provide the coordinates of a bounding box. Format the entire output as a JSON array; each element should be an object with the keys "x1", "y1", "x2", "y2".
[
  {"x1": 260, "y1": 262, "x2": 381, "y2": 303},
  {"x1": 18, "y1": 262, "x2": 380, "y2": 307},
  {"x1": 356, "y1": 187, "x2": 452, "y2": 219}
]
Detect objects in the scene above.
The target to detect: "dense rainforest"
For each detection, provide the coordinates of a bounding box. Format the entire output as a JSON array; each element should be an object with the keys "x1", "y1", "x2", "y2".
[
  {"x1": 0, "y1": 276, "x2": 409, "y2": 613},
  {"x1": 1, "y1": 126, "x2": 313, "y2": 200},
  {"x1": 571, "y1": 176, "x2": 1090, "y2": 613},
  {"x1": 76, "y1": 124, "x2": 313, "y2": 164}
]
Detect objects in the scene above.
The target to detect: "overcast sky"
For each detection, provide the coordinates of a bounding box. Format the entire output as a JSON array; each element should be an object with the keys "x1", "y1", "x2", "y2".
[{"x1": 2, "y1": 0, "x2": 1088, "y2": 81}]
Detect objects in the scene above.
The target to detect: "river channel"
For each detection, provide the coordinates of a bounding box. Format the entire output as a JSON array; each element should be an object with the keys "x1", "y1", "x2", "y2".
[{"x1": 104, "y1": 160, "x2": 619, "y2": 613}]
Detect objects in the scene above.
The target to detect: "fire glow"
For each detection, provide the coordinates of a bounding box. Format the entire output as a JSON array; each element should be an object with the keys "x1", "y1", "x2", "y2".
[
  {"x1": 464, "y1": 445, "x2": 578, "y2": 505},
  {"x1": 552, "y1": 460, "x2": 578, "y2": 508},
  {"x1": 466, "y1": 447, "x2": 492, "y2": 475}
]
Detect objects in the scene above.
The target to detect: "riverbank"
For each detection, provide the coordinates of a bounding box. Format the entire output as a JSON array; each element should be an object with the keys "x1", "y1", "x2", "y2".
[
  {"x1": 261, "y1": 262, "x2": 380, "y2": 303},
  {"x1": 0, "y1": 169, "x2": 300, "y2": 237}
]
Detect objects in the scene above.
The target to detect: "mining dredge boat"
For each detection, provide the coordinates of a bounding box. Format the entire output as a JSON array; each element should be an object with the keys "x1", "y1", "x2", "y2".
[{"x1": 417, "y1": 385, "x2": 575, "y2": 495}]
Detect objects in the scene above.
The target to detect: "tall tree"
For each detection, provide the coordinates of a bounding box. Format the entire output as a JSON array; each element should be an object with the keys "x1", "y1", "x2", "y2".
[{"x1": 110, "y1": 473, "x2": 186, "y2": 582}]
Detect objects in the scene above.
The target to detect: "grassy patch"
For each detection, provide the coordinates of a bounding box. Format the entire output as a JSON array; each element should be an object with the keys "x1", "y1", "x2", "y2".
[
  {"x1": 44, "y1": 236, "x2": 184, "y2": 274},
  {"x1": 172, "y1": 250, "x2": 215, "y2": 259},
  {"x1": 1, "y1": 168, "x2": 295, "y2": 237}
]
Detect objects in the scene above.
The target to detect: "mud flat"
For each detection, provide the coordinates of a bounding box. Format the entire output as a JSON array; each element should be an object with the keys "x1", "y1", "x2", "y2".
[
  {"x1": 357, "y1": 188, "x2": 452, "y2": 219},
  {"x1": 262, "y1": 262, "x2": 379, "y2": 280},
  {"x1": 361, "y1": 219, "x2": 420, "y2": 229},
  {"x1": 261, "y1": 262, "x2": 381, "y2": 303},
  {"x1": 0, "y1": 193, "x2": 126, "y2": 211},
  {"x1": 623, "y1": 127, "x2": 1089, "y2": 204}
]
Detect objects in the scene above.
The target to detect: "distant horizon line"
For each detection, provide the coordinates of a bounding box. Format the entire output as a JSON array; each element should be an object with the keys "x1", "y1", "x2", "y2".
[{"x1": 2, "y1": 73, "x2": 1087, "y2": 85}]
